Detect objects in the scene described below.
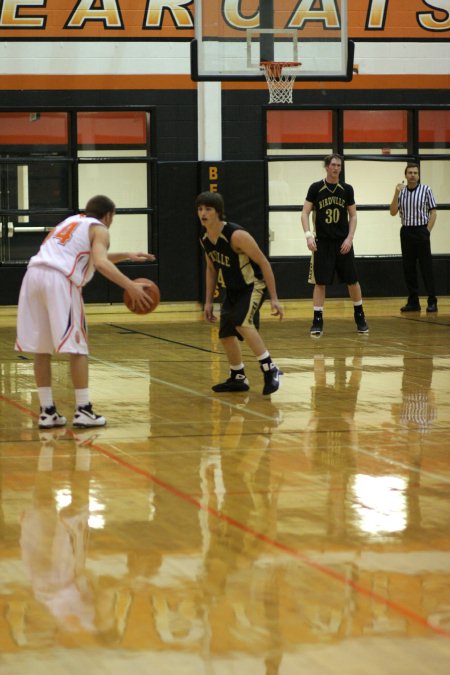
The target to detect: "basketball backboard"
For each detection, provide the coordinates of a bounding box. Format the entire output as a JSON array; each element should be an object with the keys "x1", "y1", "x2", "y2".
[{"x1": 191, "y1": 0, "x2": 353, "y2": 82}]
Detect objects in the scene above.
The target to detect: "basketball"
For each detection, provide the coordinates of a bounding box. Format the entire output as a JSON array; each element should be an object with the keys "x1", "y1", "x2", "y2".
[{"x1": 123, "y1": 278, "x2": 160, "y2": 315}]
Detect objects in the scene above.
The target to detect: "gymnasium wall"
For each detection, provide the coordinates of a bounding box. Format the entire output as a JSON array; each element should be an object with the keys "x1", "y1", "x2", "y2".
[
  {"x1": 0, "y1": 1, "x2": 449, "y2": 303},
  {"x1": 0, "y1": 1, "x2": 449, "y2": 90}
]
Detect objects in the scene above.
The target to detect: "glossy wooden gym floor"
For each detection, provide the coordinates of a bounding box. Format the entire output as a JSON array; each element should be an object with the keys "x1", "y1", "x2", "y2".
[{"x1": 0, "y1": 298, "x2": 449, "y2": 675}]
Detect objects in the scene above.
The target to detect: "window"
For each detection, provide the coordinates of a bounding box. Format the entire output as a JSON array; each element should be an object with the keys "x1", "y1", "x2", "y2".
[
  {"x1": 266, "y1": 108, "x2": 450, "y2": 257},
  {"x1": 0, "y1": 111, "x2": 154, "y2": 264},
  {"x1": 344, "y1": 110, "x2": 408, "y2": 154}
]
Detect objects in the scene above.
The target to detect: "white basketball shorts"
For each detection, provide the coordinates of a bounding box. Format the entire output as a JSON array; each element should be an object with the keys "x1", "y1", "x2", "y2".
[{"x1": 15, "y1": 266, "x2": 89, "y2": 354}]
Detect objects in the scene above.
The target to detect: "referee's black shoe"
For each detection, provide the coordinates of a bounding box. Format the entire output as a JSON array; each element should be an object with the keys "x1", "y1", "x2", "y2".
[
  {"x1": 401, "y1": 302, "x2": 421, "y2": 312},
  {"x1": 426, "y1": 298, "x2": 438, "y2": 313}
]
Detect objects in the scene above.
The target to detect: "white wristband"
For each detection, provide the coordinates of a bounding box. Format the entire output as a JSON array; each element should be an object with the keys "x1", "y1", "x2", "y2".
[{"x1": 305, "y1": 231, "x2": 313, "y2": 239}]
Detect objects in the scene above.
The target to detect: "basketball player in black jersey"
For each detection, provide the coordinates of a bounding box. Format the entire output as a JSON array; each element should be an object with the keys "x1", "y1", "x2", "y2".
[
  {"x1": 197, "y1": 191, "x2": 283, "y2": 395},
  {"x1": 301, "y1": 154, "x2": 369, "y2": 337}
]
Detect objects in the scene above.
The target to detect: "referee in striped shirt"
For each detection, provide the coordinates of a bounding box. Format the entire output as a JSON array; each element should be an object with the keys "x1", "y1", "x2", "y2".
[{"x1": 390, "y1": 163, "x2": 438, "y2": 313}]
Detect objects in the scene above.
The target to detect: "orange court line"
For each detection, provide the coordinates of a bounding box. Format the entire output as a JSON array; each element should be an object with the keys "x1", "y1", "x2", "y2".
[{"x1": 2, "y1": 391, "x2": 450, "y2": 640}]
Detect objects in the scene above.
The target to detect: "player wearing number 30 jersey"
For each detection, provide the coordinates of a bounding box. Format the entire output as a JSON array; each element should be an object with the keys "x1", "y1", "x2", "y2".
[
  {"x1": 301, "y1": 154, "x2": 369, "y2": 337},
  {"x1": 305, "y1": 180, "x2": 355, "y2": 240}
]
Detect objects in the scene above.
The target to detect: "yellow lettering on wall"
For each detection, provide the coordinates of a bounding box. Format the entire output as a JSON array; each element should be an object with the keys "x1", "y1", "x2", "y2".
[
  {"x1": 0, "y1": 0, "x2": 45, "y2": 27},
  {"x1": 223, "y1": 0, "x2": 259, "y2": 29},
  {"x1": 417, "y1": 0, "x2": 450, "y2": 31},
  {"x1": 144, "y1": 0, "x2": 194, "y2": 28},
  {"x1": 65, "y1": 0, "x2": 123, "y2": 29},
  {"x1": 210, "y1": 183, "x2": 218, "y2": 192},
  {"x1": 209, "y1": 166, "x2": 218, "y2": 180},
  {"x1": 365, "y1": 0, "x2": 389, "y2": 29},
  {"x1": 289, "y1": 0, "x2": 340, "y2": 29}
]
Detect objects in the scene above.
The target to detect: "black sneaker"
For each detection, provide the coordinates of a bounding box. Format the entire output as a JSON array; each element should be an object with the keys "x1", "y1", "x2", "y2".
[
  {"x1": 212, "y1": 376, "x2": 250, "y2": 393},
  {"x1": 401, "y1": 303, "x2": 421, "y2": 312},
  {"x1": 73, "y1": 403, "x2": 106, "y2": 427},
  {"x1": 354, "y1": 312, "x2": 369, "y2": 334},
  {"x1": 310, "y1": 315, "x2": 323, "y2": 337},
  {"x1": 38, "y1": 406, "x2": 67, "y2": 429},
  {"x1": 426, "y1": 301, "x2": 438, "y2": 313},
  {"x1": 262, "y1": 365, "x2": 283, "y2": 396}
]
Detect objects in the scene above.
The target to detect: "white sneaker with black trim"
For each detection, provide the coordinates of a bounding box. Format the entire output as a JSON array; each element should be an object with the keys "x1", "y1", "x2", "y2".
[
  {"x1": 38, "y1": 406, "x2": 67, "y2": 429},
  {"x1": 73, "y1": 403, "x2": 106, "y2": 428}
]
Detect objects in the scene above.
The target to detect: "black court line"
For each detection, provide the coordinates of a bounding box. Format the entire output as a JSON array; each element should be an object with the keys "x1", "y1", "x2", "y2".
[
  {"x1": 394, "y1": 315, "x2": 450, "y2": 327},
  {"x1": 108, "y1": 323, "x2": 219, "y2": 353}
]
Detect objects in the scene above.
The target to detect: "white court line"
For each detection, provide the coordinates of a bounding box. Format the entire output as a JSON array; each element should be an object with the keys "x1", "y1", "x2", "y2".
[
  {"x1": 353, "y1": 446, "x2": 450, "y2": 485},
  {"x1": 90, "y1": 356, "x2": 278, "y2": 422},
  {"x1": 90, "y1": 356, "x2": 450, "y2": 485},
  {"x1": 339, "y1": 337, "x2": 450, "y2": 360}
]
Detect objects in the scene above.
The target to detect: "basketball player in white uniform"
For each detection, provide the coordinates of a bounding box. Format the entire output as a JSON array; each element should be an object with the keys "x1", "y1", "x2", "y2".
[{"x1": 15, "y1": 195, "x2": 155, "y2": 428}]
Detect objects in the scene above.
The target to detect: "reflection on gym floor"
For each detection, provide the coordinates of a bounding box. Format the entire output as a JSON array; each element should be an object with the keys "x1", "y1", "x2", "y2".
[{"x1": 0, "y1": 299, "x2": 449, "y2": 674}]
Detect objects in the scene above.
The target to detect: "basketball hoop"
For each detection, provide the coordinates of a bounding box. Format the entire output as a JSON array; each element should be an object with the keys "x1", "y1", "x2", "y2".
[{"x1": 260, "y1": 61, "x2": 301, "y2": 104}]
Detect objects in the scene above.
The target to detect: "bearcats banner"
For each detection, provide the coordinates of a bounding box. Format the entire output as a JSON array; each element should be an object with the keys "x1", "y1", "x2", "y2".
[{"x1": 0, "y1": 0, "x2": 448, "y2": 39}]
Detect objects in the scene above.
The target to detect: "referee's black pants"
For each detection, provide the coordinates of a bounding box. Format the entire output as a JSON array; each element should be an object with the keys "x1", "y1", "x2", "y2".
[{"x1": 400, "y1": 225, "x2": 436, "y2": 303}]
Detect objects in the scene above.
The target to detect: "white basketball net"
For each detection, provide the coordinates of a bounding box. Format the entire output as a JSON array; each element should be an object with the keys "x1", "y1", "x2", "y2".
[{"x1": 261, "y1": 62, "x2": 299, "y2": 104}]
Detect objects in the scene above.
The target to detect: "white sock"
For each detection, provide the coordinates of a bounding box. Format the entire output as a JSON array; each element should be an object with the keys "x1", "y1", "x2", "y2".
[
  {"x1": 230, "y1": 363, "x2": 245, "y2": 372},
  {"x1": 313, "y1": 306, "x2": 323, "y2": 313},
  {"x1": 75, "y1": 389, "x2": 90, "y2": 408},
  {"x1": 38, "y1": 387, "x2": 53, "y2": 409},
  {"x1": 353, "y1": 300, "x2": 363, "y2": 307}
]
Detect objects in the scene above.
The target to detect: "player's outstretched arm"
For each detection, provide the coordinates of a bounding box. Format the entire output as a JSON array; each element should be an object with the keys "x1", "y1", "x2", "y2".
[
  {"x1": 107, "y1": 251, "x2": 156, "y2": 263},
  {"x1": 91, "y1": 227, "x2": 151, "y2": 311}
]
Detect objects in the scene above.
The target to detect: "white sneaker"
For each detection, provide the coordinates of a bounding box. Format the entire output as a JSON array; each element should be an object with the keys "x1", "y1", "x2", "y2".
[
  {"x1": 73, "y1": 403, "x2": 106, "y2": 428},
  {"x1": 38, "y1": 406, "x2": 67, "y2": 429}
]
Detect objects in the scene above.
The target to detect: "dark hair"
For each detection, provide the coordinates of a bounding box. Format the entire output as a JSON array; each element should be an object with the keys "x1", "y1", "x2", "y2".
[
  {"x1": 324, "y1": 153, "x2": 343, "y2": 167},
  {"x1": 84, "y1": 195, "x2": 116, "y2": 219},
  {"x1": 195, "y1": 191, "x2": 225, "y2": 220},
  {"x1": 405, "y1": 162, "x2": 420, "y2": 176}
]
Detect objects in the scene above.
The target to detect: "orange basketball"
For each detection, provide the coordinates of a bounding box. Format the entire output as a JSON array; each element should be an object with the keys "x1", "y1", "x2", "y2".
[{"x1": 123, "y1": 278, "x2": 160, "y2": 315}]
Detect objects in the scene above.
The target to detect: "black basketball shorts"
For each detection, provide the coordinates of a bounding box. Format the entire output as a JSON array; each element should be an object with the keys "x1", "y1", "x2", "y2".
[
  {"x1": 219, "y1": 279, "x2": 266, "y2": 340},
  {"x1": 308, "y1": 238, "x2": 358, "y2": 286}
]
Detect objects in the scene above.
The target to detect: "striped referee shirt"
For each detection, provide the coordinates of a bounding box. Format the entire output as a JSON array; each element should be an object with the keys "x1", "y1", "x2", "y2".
[{"x1": 398, "y1": 184, "x2": 437, "y2": 227}]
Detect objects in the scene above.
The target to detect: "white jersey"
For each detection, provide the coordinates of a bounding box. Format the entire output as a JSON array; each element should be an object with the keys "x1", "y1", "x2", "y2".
[{"x1": 28, "y1": 214, "x2": 105, "y2": 287}]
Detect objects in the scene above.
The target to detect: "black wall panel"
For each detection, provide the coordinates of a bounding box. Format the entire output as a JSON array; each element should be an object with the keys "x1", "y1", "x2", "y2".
[
  {"x1": 0, "y1": 89, "x2": 198, "y2": 161},
  {"x1": 272, "y1": 256, "x2": 450, "y2": 300},
  {"x1": 157, "y1": 161, "x2": 200, "y2": 301},
  {"x1": 0, "y1": 266, "x2": 27, "y2": 305},
  {"x1": 221, "y1": 89, "x2": 450, "y2": 162},
  {"x1": 198, "y1": 160, "x2": 266, "y2": 248}
]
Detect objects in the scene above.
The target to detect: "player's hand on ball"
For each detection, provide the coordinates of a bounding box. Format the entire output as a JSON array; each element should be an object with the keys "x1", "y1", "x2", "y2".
[
  {"x1": 127, "y1": 282, "x2": 152, "y2": 313},
  {"x1": 123, "y1": 279, "x2": 160, "y2": 315}
]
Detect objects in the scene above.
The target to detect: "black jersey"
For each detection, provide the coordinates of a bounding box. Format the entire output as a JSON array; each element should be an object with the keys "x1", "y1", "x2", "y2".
[
  {"x1": 200, "y1": 222, "x2": 263, "y2": 291},
  {"x1": 306, "y1": 180, "x2": 355, "y2": 239}
]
